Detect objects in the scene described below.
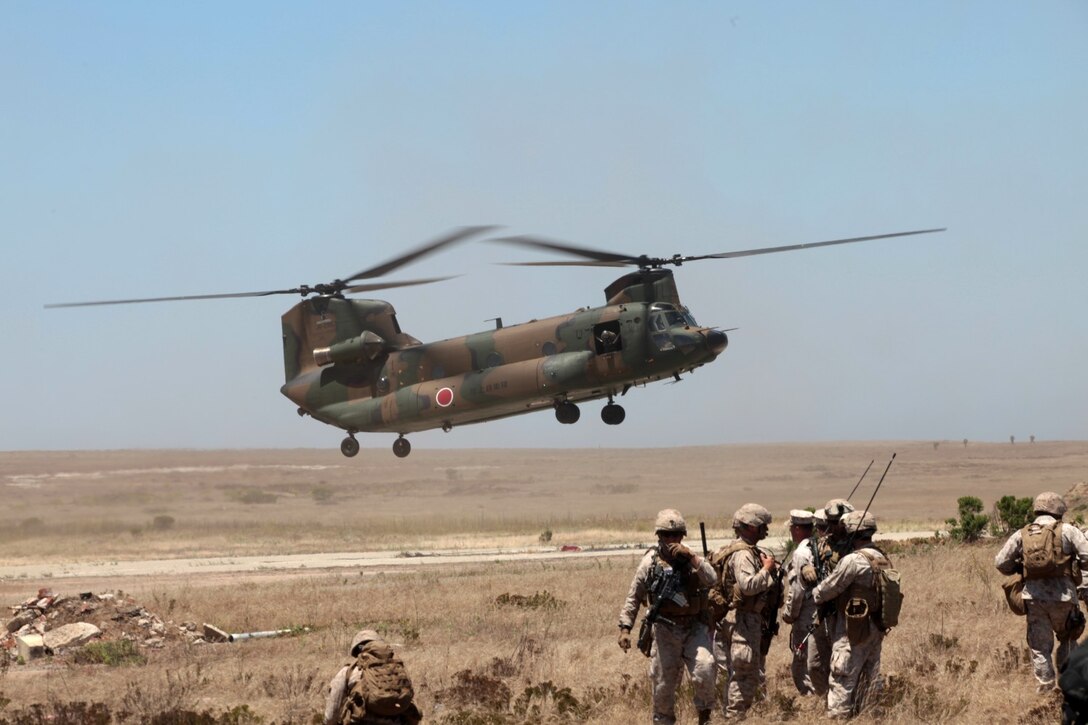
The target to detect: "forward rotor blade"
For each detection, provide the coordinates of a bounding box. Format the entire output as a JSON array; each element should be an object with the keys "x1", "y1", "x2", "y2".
[
  {"x1": 692, "y1": 228, "x2": 946, "y2": 262},
  {"x1": 342, "y1": 276, "x2": 460, "y2": 294},
  {"x1": 497, "y1": 260, "x2": 629, "y2": 268},
  {"x1": 44, "y1": 288, "x2": 301, "y2": 308},
  {"x1": 489, "y1": 235, "x2": 638, "y2": 265},
  {"x1": 344, "y1": 225, "x2": 499, "y2": 282}
]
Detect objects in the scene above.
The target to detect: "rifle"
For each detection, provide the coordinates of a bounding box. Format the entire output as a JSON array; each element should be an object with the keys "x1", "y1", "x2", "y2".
[
  {"x1": 760, "y1": 551, "x2": 786, "y2": 656},
  {"x1": 636, "y1": 552, "x2": 687, "y2": 657}
]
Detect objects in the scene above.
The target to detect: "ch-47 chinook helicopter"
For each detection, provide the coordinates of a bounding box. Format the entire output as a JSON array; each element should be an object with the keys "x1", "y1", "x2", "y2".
[{"x1": 47, "y1": 225, "x2": 943, "y2": 458}]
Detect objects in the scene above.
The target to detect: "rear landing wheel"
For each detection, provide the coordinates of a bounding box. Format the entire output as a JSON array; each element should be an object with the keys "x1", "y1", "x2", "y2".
[
  {"x1": 602, "y1": 403, "x2": 626, "y2": 425},
  {"x1": 340, "y1": 436, "x2": 360, "y2": 458},
  {"x1": 555, "y1": 401, "x2": 581, "y2": 424},
  {"x1": 393, "y1": 437, "x2": 412, "y2": 458}
]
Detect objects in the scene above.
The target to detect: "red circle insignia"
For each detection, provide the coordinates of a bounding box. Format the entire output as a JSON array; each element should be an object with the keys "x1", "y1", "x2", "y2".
[{"x1": 436, "y1": 387, "x2": 454, "y2": 407}]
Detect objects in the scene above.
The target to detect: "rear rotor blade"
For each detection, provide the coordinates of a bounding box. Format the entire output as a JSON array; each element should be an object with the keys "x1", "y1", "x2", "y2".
[
  {"x1": 344, "y1": 225, "x2": 499, "y2": 282},
  {"x1": 342, "y1": 276, "x2": 460, "y2": 294},
  {"x1": 44, "y1": 288, "x2": 303, "y2": 308}
]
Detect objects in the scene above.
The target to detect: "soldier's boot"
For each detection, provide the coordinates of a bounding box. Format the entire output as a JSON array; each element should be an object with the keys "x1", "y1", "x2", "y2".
[{"x1": 698, "y1": 709, "x2": 713, "y2": 725}]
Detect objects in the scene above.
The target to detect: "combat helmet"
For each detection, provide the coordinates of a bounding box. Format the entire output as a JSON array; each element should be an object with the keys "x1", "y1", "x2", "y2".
[
  {"x1": 655, "y1": 508, "x2": 687, "y2": 535},
  {"x1": 350, "y1": 629, "x2": 381, "y2": 656},
  {"x1": 841, "y1": 510, "x2": 877, "y2": 535},
  {"x1": 1033, "y1": 492, "x2": 1067, "y2": 518},
  {"x1": 823, "y1": 498, "x2": 856, "y2": 522},
  {"x1": 732, "y1": 503, "x2": 772, "y2": 529}
]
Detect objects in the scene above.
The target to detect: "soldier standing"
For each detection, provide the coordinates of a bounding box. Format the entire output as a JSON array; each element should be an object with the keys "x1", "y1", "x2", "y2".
[
  {"x1": 618, "y1": 508, "x2": 718, "y2": 725},
  {"x1": 811, "y1": 510, "x2": 893, "y2": 719},
  {"x1": 995, "y1": 492, "x2": 1088, "y2": 693},
  {"x1": 324, "y1": 629, "x2": 422, "y2": 725},
  {"x1": 808, "y1": 498, "x2": 856, "y2": 696},
  {"x1": 711, "y1": 503, "x2": 782, "y2": 720},
  {"x1": 782, "y1": 509, "x2": 819, "y2": 696}
]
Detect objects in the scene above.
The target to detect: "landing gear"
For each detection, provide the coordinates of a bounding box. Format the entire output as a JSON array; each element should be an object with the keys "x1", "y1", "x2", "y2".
[
  {"x1": 601, "y1": 403, "x2": 626, "y2": 425},
  {"x1": 555, "y1": 401, "x2": 581, "y2": 424},
  {"x1": 340, "y1": 435, "x2": 360, "y2": 458},
  {"x1": 392, "y1": 436, "x2": 412, "y2": 458}
]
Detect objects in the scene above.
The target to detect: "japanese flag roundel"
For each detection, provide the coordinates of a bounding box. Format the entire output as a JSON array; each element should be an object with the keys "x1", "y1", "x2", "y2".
[{"x1": 436, "y1": 387, "x2": 455, "y2": 407}]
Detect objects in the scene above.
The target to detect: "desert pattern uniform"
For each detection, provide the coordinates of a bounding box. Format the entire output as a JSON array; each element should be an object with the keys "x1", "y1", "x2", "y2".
[
  {"x1": 995, "y1": 492, "x2": 1088, "y2": 691},
  {"x1": 711, "y1": 503, "x2": 781, "y2": 719},
  {"x1": 808, "y1": 498, "x2": 855, "y2": 696},
  {"x1": 618, "y1": 509, "x2": 718, "y2": 725},
  {"x1": 324, "y1": 629, "x2": 422, "y2": 725},
  {"x1": 811, "y1": 510, "x2": 890, "y2": 719},
  {"x1": 783, "y1": 510, "x2": 820, "y2": 696}
]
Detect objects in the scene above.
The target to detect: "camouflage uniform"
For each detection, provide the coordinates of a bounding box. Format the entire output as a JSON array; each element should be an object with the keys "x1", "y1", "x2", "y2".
[
  {"x1": 619, "y1": 510, "x2": 718, "y2": 725},
  {"x1": 712, "y1": 503, "x2": 780, "y2": 720},
  {"x1": 806, "y1": 499, "x2": 855, "y2": 697},
  {"x1": 995, "y1": 493, "x2": 1088, "y2": 692},
  {"x1": 783, "y1": 530, "x2": 820, "y2": 695},
  {"x1": 812, "y1": 511, "x2": 889, "y2": 719},
  {"x1": 324, "y1": 629, "x2": 422, "y2": 725}
]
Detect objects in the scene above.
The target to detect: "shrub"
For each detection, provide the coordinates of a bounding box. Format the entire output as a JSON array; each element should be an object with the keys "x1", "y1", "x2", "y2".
[
  {"x1": 991, "y1": 495, "x2": 1033, "y2": 534},
  {"x1": 152, "y1": 515, "x2": 176, "y2": 531},
  {"x1": 72, "y1": 639, "x2": 147, "y2": 667},
  {"x1": 946, "y1": 496, "x2": 989, "y2": 542},
  {"x1": 538, "y1": 528, "x2": 553, "y2": 544}
]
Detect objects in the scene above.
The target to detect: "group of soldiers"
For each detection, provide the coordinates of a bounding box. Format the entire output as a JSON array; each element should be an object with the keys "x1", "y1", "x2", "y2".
[
  {"x1": 618, "y1": 500, "x2": 895, "y2": 723},
  {"x1": 322, "y1": 491, "x2": 1088, "y2": 725}
]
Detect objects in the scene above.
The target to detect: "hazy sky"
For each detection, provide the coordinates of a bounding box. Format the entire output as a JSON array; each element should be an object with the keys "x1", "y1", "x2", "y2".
[{"x1": 4, "y1": 2, "x2": 1086, "y2": 453}]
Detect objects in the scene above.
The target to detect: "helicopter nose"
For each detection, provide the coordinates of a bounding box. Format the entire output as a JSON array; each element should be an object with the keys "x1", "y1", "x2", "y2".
[{"x1": 703, "y1": 328, "x2": 728, "y2": 355}]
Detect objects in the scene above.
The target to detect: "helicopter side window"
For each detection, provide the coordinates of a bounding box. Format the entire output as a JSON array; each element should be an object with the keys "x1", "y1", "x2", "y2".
[
  {"x1": 592, "y1": 321, "x2": 623, "y2": 355},
  {"x1": 650, "y1": 314, "x2": 667, "y2": 332},
  {"x1": 652, "y1": 332, "x2": 675, "y2": 352}
]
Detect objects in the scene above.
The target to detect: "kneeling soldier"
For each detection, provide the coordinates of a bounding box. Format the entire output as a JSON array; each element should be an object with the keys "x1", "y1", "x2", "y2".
[{"x1": 324, "y1": 629, "x2": 422, "y2": 725}]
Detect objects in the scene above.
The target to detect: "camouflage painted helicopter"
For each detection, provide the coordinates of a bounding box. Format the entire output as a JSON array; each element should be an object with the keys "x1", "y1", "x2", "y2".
[{"x1": 47, "y1": 225, "x2": 943, "y2": 457}]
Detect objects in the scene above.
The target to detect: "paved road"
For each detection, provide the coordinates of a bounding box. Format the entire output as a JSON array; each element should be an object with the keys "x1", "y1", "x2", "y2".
[{"x1": 0, "y1": 532, "x2": 936, "y2": 581}]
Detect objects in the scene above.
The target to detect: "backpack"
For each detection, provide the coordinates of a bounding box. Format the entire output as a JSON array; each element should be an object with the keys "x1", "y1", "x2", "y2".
[
  {"x1": 1022, "y1": 521, "x2": 1072, "y2": 580},
  {"x1": 858, "y1": 549, "x2": 903, "y2": 630},
  {"x1": 340, "y1": 641, "x2": 415, "y2": 723}
]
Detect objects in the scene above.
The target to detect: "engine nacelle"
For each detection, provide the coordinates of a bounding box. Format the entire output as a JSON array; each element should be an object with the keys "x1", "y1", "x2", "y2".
[{"x1": 313, "y1": 330, "x2": 387, "y2": 367}]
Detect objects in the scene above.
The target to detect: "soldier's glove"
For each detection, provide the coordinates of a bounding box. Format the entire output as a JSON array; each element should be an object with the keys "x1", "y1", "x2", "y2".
[
  {"x1": 782, "y1": 612, "x2": 796, "y2": 625},
  {"x1": 618, "y1": 627, "x2": 631, "y2": 652},
  {"x1": 800, "y1": 564, "x2": 818, "y2": 586},
  {"x1": 665, "y1": 543, "x2": 695, "y2": 564}
]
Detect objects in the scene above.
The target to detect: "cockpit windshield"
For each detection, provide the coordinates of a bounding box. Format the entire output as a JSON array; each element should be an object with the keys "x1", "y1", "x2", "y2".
[{"x1": 649, "y1": 303, "x2": 698, "y2": 330}]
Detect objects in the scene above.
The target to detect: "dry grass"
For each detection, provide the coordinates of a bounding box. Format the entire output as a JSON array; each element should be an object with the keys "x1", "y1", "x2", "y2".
[
  {"x1": 3, "y1": 441, "x2": 1085, "y2": 563},
  {"x1": 0, "y1": 540, "x2": 1069, "y2": 723},
  {"x1": 2, "y1": 442, "x2": 1086, "y2": 723}
]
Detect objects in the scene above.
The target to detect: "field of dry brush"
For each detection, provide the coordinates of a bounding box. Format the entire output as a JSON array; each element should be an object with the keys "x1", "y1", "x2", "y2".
[{"x1": 2, "y1": 441, "x2": 1086, "y2": 723}]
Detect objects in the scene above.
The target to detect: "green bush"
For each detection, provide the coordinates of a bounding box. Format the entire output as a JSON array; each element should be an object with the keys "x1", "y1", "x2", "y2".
[
  {"x1": 991, "y1": 495, "x2": 1033, "y2": 534},
  {"x1": 946, "y1": 496, "x2": 989, "y2": 542},
  {"x1": 152, "y1": 515, "x2": 176, "y2": 531},
  {"x1": 72, "y1": 639, "x2": 147, "y2": 667}
]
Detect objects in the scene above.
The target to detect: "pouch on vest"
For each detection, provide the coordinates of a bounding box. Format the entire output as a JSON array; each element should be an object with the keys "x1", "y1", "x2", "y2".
[
  {"x1": 845, "y1": 598, "x2": 870, "y2": 646},
  {"x1": 1002, "y1": 574, "x2": 1026, "y2": 616},
  {"x1": 343, "y1": 641, "x2": 415, "y2": 721},
  {"x1": 857, "y1": 549, "x2": 903, "y2": 631}
]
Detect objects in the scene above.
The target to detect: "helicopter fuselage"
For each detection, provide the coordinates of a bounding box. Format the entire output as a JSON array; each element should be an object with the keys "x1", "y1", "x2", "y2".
[{"x1": 279, "y1": 272, "x2": 726, "y2": 445}]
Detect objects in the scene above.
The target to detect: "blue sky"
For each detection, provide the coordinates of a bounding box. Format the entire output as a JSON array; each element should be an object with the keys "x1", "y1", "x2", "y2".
[{"x1": 4, "y1": 2, "x2": 1086, "y2": 452}]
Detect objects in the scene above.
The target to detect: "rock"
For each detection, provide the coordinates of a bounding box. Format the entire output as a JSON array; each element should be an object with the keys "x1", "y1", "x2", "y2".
[
  {"x1": 202, "y1": 623, "x2": 230, "y2": 643},
  {"x1": 6, "y1": 610, "x2": 36, "y2": 634},
  {"x1": 42, "y1": 622, "x2": 101, "y2": 650},
  {"x1": 16, "y1": 633, "x2": 45, "y2": 661}
]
